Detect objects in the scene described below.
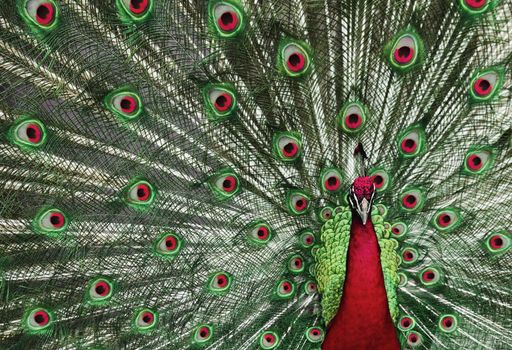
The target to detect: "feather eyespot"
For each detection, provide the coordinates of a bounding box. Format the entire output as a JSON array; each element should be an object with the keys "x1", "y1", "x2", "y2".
[
  {"x1": 33, "y1": 208, "x2": 68, "y2": 236},
  {"x1": 398, "y1": 316, "x2": 415, "y2": 331},
  {"x1": 287, "y1": 254, "x2": 304, "y2": 274},
  {"x1": 459, "y1": 0, "x2": 498, "y2": 15},
  {"x1": 193, "y1": 324, "x2": 213, "y2": 344},
  {"x1": 391, "y1": 222, "x2": 408, "y2": 239},
  {"x1": 275, "y1": 279, "x2": 295, "y2": 299},
  {"x1": 485, "y1": 231, "x2": 510, "y2": 254},
  {"x1": 469, "y1": 68, "x2": 504, "y2": 102},
  {"x1": 124, "y1": 179, "x2": 155, "y2": 208},
  {"x1": 463, "y1": 147, "x2": 494, "y2": 175},
  {"x1": 376, "y1": 204, "x2": 388, "y2": 218},
  {"x1": 9, "y1": 118, "x2": 47, "y2": 149},
  {"x1": 208, "y1": 272, "x2": 232, "y2": 294},
  {"x1": 432, "y1": 208, "x2": 461, "y2": 232},
  {"x1": 385, "y1": 30, "x2": 424, "y2": 72},
  {"x1": 208, "y1": 168, "x2": 241, "y2": 200},
  {"x1": 23, "y1": 307, "x2": 54, "y2": 334},
  {"x1": 401, "y1": 247, "x2": 418, "y2": 265},
  {"x1": 406, "y1": 331, "x2": 423, "y2": 347},
  {"x1": 419, "y1": 267, "x2": 442, "y2": 286},
  {"x1": 304, "y1": 281, "x2": 317, "y2": 295},
  {"x1": 338, "y1": 101, "x2": 368, "y2": 134},
  {"x1": 123, "y1": 0, "x2": 150, "y2": 15},
  {"x1": 105, "y1": 88, "x2": 143, "y2": 121},
  {"x1": 318, "y1": 205, "x2": 334, "y2": 223},
  {"x1": 369, "y1": 168, "x2": 390, "y2": 192},
  {"x1": 398, "y1": 272, "x2": 408, "y2": 287},
  {"x1": 286, "y1": 190, "x2": 310, "y2": 215},
  {"x1": 246, "y1": 220, "x2": 273, "y2": 245},
  {"x1": 284, "y1": 45, "x2": 306, "y2": 72},
  {"x1": 154, "y1": 232, "x2": 183, "y2": 259},
  {"x1": 118, "y1": 0, "x2": 153, "y2": 21},
  {"x1": 23, "y1": 0, "x2": 59, "y2": 29},
  {"x1": 209, "y1": 1, "x2": 245, "y2": 37},
  {"x1": 133, "y1": 308, "x2": 158, "y2": 333},
  {"x1": 299, "y1": 230, "x2": 315, "y2": 248},
  {"x1": 260, "y1": 331, "x2": 280, "y2": 349},
  {"x1": 305, "y1": 326, "x2": 324, "y2": 343},
  {"x1": 399, "y1": 187, "x2": 425, "y2": 212},
  {"x1": 439, "y1": 314, "x2": 458, "y2": 333},
  {"x1": 86, "y1": 277, "x2": 114, "y2": 304},
  {"x1": 397, "y1": 125, "x2": 426, "y2": 158},
  {"x1": 320, "y1": 168, "x2": 343, "y2": 193},
  {"x1": 203, "y1": 84, "x2": 237, "y2": 121},
  {"x1": 273, "y1": 132, "x2": 302, "y2": 162},
  {"x1": 278, "y1": 39, "x2": 312, "y2": 77}
]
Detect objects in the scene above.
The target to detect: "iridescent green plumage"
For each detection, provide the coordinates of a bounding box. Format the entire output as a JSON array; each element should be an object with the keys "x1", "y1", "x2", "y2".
[{"x1": 0, "y1": 0, "x2": 510, "y2": 349}]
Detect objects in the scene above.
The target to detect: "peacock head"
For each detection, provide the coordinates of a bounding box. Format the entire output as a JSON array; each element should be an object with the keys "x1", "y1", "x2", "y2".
[{"x1": 348, "y1": 176, "x2": 375, "y2": 225}]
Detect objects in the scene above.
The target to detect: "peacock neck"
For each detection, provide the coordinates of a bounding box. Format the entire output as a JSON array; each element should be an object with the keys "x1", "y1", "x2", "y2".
[{"x1": 322, "y1": 213, "x2": 400, "y2": 350}]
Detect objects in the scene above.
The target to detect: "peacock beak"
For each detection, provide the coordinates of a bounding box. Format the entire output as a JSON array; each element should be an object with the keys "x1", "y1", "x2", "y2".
[
  {"x1": 348, "y1": 184, "x2": 375, "y2": 225},
  {"x1": 356, "y1": 198, "x2": 371, "y2": 225}
]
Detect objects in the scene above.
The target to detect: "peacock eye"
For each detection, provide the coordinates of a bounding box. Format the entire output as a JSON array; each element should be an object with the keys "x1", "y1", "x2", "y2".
[
  {"x1": 386, "y1": 31, "x2": 423, "y2": 72},
  {"x1": 209, "y1": 168, "x2": 241, "y2": 200},
  {"x1": 121, "y1": 0, "x2": 151, "y2": 17},
  {"x1": 438, "y1": 314, "x2": 458, "y2": 333},
  {"x1": 391, "y1": 222, "x2": 408, "y2": 239},
  {"x1": 10, "y1": 118, "x2": 47, "y2": 148},
  {"x1": 34, "y1": 208, "x2": 68, "y2": 236},
  {"x1": 273, "y1": 132, "x2": 302, "y2": 162},
  {"x1": 318, "y1": 206, "x2": 334, "y2": 223},
  {"x1": 279, "y1": 40, "x2": 311, "y2": 77},
  {"x1": 463, "y1": 148, "x2": 494, "y2": 175},
  {"x1": 399, "y1": 187, "x2": 425, "y2": 212},
  {"x1": 299, "y1": 230, "x2": 315, "y2": 248},
  {"x1": 419, "y1": 267, "x2": 442, "y2": 286},
  {"x1": 275, "y1": 279, "x2": 295, "y2": 299},
  {"x1": 401, "y1": 247, "x2": 418, "y2": 265},
  {"x1": 208, "y1": 271, "x2": 232, "y2": 294},
  {"x1": 105, "y1": 89, "x2": 143, "y2": 122},
  {"x1": 23, "y1": 307, "x2": 54, "y2": 334},
  {"x1": 398, "y1": 272, "x2": 408, "y2": 287},
  {"x1": 305, "y1": 326, "x2": 324, "y2": 343},
  {"x1": 485, "y1": 231, "x2": 510, "y2": 254},
  {"x1": 320, "y1": 168, "x2": 343, "y2": 193},
  {"x1": 469, "y1": 68, "x2": 503, "y2": 102},
  {"x1": 287, "y1": 254, "x2": 304, "y2": 274},
  {"x1": 459, "y1": 0, "x2": 494, "y2": 15},
  {"x1": 193, "y1": 324, "x2": 213, "y2": 344},
  {"x1": 247, "y1": 221, "x2": 272, "y2": 245},
  {"x1": 393, "y1": 36, "x2": 416, "y2": 65},
  {"x1": 133, "y1": 308, "x2": 158, "y2": 333},
  {"x1": 286, "y1": 190, "x2": 310, "y2": 215},
  {"x1": 376, "y1": 204, "x2": 388, "y2": 218},
  {"x1": 154, "y1": 232, "x2": 183, "y2": 258},
  {"x1": 87, "y1": 277, "x2": 114, "y2": 304},
  {"x1": 369, "y1": 168, "x2": 390, "y2": 192},
  {"x1": 398, "y1": 316, "x2": 415, "y2": 331},
  {"x1": 125, "y1": 179, "x2": 155, "y2": 208},
  {"x1": 211, "y1": 1, "x2": 245, "y2": 36},
  {"x1": 24, "y1": 0, "x2": 58, "y2": 28},
  {"x1": 338, "y1": 102, "x2": 367, "y2": 134},
  {"x1": 304, "y1": 281, "x2": 317, "y2": 295},
  {"x1": 259, "y1": 331, "x2": 280, "y2": 349},
  {"x1": 406, "y1": 331, "x2": 423, "y2": 347},
  {"x1": 397, "y1": 126, "x2": 426, "y2": 158},
  {"x1": 432, "y1": 208, "x2": 461, "y2": 232}
]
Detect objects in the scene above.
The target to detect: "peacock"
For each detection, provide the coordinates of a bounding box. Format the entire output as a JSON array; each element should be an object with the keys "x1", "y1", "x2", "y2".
[{"x1": 0, "y1": 0, "x2": 511, "y2": 349}]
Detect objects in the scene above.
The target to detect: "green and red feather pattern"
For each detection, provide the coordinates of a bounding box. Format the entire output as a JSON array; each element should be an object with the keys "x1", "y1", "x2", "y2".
[{"x1": 0, "y1": 0, "x2": 510, "y2": 349}]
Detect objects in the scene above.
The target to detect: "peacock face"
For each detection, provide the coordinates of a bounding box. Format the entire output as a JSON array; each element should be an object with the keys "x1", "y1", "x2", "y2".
[{"x1": 348, "y1": 176, "x2": 376, "y2": 225}]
